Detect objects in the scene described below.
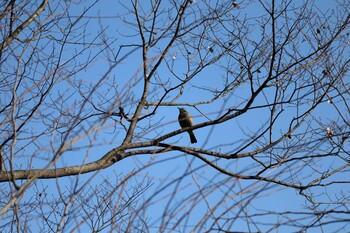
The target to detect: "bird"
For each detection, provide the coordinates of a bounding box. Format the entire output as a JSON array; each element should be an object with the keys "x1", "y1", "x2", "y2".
[
  {"x1": 232, "y1": 1, "x2": 240, "y2": 9},
  {"x1": 326, "y1": 127, "x2": 333, "y2": 138},
  {"x1": 178, "y1": 107, "x2": 197, "y2": 144}
]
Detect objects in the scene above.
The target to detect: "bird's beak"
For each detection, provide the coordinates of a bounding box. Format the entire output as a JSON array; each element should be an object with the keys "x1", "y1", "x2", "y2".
[{"x1": 177, "y1": 107, "x2": 181, "y2": 110}]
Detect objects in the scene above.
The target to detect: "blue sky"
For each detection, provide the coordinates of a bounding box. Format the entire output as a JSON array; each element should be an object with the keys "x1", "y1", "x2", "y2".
[{"x1": 1, "y1": 0, "x2": 349, "y2": 232}]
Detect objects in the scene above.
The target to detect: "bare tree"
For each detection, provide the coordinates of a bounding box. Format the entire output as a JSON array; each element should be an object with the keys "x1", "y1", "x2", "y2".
[{"x1": 1, "y1": 0, "x2": 350, "y2": 232}]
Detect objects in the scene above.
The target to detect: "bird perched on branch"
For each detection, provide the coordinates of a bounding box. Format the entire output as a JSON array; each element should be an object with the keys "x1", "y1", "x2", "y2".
[{"x1": 178, "y1": 107, "x2": 197, "y2": 144}]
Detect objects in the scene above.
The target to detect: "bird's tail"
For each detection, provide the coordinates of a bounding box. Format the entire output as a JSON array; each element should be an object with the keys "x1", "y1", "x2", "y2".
[{"x1": 188, "y1": 131, "x2": 197, "y2": 144}]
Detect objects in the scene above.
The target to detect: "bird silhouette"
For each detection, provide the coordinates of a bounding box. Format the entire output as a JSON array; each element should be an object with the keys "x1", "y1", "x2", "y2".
[{"x1": 178, "y1": 108, "x2": 197, "y2": 143}]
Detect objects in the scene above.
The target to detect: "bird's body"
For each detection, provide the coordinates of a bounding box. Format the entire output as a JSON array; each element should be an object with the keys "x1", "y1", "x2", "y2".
[{"x1": 178, "y1": 108, "x2": 197, "y2": 144}]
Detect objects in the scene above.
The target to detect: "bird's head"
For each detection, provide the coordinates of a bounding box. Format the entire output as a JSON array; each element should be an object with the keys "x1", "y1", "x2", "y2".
[{"x1": 178, "y1": 107, "x2": 185, "y2": 112}]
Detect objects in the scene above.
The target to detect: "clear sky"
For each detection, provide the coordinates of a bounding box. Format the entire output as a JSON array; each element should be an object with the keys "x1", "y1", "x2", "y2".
[
  {"x1": 1, "y1": 0, "x2": 349, "y2": 232},
  {"x1": 66, "y1": 1, "x2": 349, "y2": 232}
]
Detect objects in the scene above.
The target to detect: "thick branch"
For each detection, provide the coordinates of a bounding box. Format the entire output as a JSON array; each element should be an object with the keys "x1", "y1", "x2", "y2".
[
  {"x1": 0, "y1": 148, "x2": 123, "y2": 182},
  {"x1": 0, "y1": 0, "x2": 47, "y2": 50}
]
